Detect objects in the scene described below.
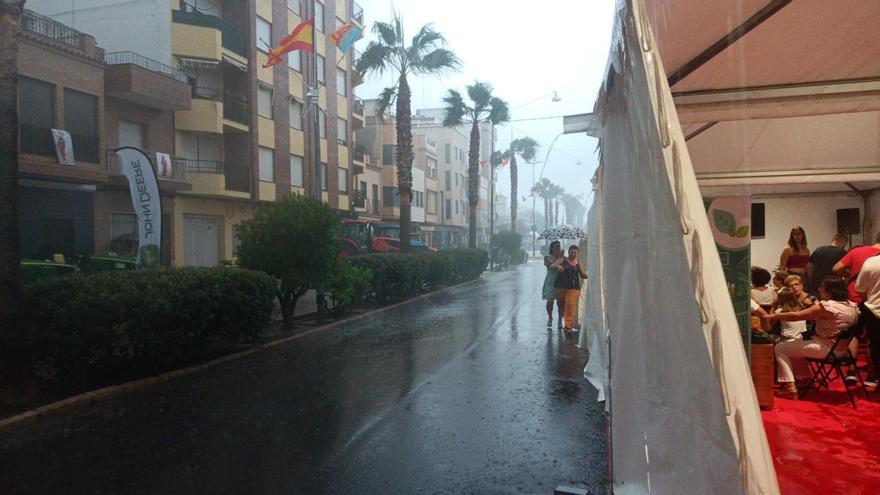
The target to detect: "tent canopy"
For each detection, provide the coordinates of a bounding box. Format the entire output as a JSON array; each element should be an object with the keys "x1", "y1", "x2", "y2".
[{"x1": 644, "y1": 0, "x2": 880, "y2": 196}]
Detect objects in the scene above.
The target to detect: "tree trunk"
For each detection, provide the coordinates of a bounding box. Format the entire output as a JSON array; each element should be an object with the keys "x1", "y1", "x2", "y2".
[
  {"x1": 467, "y1": 121, "x2": 480, "y2": 248},
  {"x1": 279, "y1": 289, "x2": 301, "y2": 331},
  {"x1": 510, "y1": 154, "x2": 517, "y2": 233},
  {"x1": 396, "y1": 74, "x2": 414, "y2": 252},
  {"x1": 0, "y1": 1, "x2": 24, "y2": 335}
]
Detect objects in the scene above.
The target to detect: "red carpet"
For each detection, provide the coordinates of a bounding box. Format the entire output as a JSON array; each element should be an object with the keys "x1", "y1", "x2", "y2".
[{"x1": 762, "y1": 386, "x2": 880, "y2": 494}]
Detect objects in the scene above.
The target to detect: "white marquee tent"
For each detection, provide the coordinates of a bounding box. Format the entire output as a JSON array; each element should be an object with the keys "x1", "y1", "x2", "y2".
[{"x1": 583, "y1": 0, "x2": 880, "y2": 493}]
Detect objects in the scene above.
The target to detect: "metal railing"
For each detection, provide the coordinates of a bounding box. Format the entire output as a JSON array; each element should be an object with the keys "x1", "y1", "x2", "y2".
[
  {"x1": 106, "y1": 150, "x2": 189, "y2": 181},
  {"x1": 352, "y1": 190, "x2": 366, "y2": 208},
  {"x1": 223, "y1": 92, "x2": 249, "y2": 125},
  {"x1": 176, "y1": 158, "x2": 223, "y2": 174},
  {"x1": 353, "y1": 97, "x2": 364, "y2": 114},
  {"x1": 19, "y1": 124, "x2": 55, "y2": 157},
  {"x1": 105, "y1": 51, "x2": 188, "y2": 83},
  {"x1": 70, "y1": 133, "x2": 99, "y2": 163},
  {"x1": 353, "y1": 148, "x2": 366, "y2": 162},
  {"x1": 192, "y1": 86, "x2": 222, "y2": 101},
  {"x1": 352, "y1": 1, "x2": 364, "y2": 24},
  {"x1": 171, "y1": 10, "x2": 247, "y2": 57},
  {"x1": 22, "y1": 10, "x2": 85, "y2": 47}
]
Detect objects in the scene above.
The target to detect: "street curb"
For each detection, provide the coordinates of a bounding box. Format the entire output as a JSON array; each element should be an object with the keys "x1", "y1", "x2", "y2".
[{"x1": 0, "y1": 269, "x2": 513, "y2": 435}]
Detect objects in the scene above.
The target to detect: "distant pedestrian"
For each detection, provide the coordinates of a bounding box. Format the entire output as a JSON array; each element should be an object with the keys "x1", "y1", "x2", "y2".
[
  {"x1": 552, "y1": 245, "x2": 588, "y2": 333},
  {"x1": 543, "y1": 241, "x2": 564, "y2": 328},
  {"x1": 807, "y1": 233, "x2": 848, "y2": 294}
]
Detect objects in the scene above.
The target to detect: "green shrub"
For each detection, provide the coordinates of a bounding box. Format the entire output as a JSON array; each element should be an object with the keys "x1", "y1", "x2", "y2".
[
  {"x1": 492, "y1": 231, "x2": 523, "y2": 262},
  {"x1": 20, "y1": 267, "x2": 276, "y2": 385},
  {"x1": 327, "y1": 260, "x2": 372, "y2": 308},
  {"x1": 350, "y1": 249, "x2": 488, "y2": 302}
]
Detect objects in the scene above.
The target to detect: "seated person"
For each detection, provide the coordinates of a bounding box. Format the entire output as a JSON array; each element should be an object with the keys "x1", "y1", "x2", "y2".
[
  {"x1": 774, "y1": 288, "x2": 807, "y2": 342},
  {"x1": 772, "y1": 271, "x2": 788, "y2": 292},
  {"x1": 783, "y1": 274, "x2": 817, "y2": 310},
  {"x1": 750, "y1": 266, "x2": 777, "y2": 312},
  {"x1": 769, "y1": 276, "x2": 859, "y2": 400}
]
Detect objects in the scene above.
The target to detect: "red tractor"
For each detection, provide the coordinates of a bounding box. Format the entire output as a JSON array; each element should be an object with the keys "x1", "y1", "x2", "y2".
[{"x1": 337, "y1": 220, "x2": 436, "y2": 257}]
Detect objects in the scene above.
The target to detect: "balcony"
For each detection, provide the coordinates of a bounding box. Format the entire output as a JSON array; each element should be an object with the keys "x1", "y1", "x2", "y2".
[
  {"x1": 19, "y1": 124, "x2": 55, "y2": 158},
  {"x1": 176, "y1": 158, "x2": 251, "y2": 199},
  {"x1": 177, "y1": 158, "x2": 223, "y2": 174},
  {"x1": 352, "y1": 1, "x2": 364, "y2": 26},
  {"x1": 352, "y1": 97, "x2": 365, "y2": 129},
  {"x1": 352, "y1": 49, "x2": 364, "y2": 87},
  {"x1": 192, "y1": 86, "x2": 222, "y2": 101},
  {"x1": 104, "y1": 51, "x2": 192, "y2": 111},
  {"x1": 171, "y1": 10, "x2": 247, "y2": 62},
  {"x1": 223, "y1": 92, "x2": 249, "y2": 126},
  {"x1": 106, "y1": 149, "x2": 191, "y2": 192}
]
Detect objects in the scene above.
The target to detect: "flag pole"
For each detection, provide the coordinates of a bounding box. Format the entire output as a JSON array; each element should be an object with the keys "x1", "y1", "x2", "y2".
[{"x1": 310, "y1": 1, "x2": 326, "y2": 318}]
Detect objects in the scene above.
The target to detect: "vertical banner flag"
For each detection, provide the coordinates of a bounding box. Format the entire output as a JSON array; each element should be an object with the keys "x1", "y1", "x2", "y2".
[
  {"x1": 705, "y1": 196, "x2": 752, "y2": 355},
  {"x1": 263, "y1": 19, "x2": 314, "y2": 68},
  {"x1": 116, "y1": 147, "x2": 162, "y2": 268},
  {"x1": 155, "y1": 152, "x2": 173, "y2": 179},
  {"x1": 51, "y1": 129, "x2": 75, "y2": 165},
  {"x1": 330, "y1": 23, "x2": 363, "y2": 53}
]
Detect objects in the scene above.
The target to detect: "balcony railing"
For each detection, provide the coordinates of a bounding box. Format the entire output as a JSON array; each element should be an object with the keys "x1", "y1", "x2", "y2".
[
  {"x1": 192, "y1": 86, "x2": 222, "y2": 101},
  {"x1": 19, "y1": 124, "x2": 55, "y2": 157},
  {"x1": 353, "y1": 97, "x2": 364, "y2": 114},
  {"x1": 171, "y1": 10, "x2": 247, "y2": 57},
  {"x1": 105, "y1": 51, "x2": 188, "y2": 83},
  {"x1": 352, "y1": 1, "x2": 364, "y2": 24},
  {"x1": 22, "y1": 10, "x2": 85, "y2": 47},
  {"x1": 176, "y1": 158, "x2": 223, "y2": 174},
  {"x1": 106, "y1": 150, "x2": 189, "y2": 182},
  {"x1": 223, "y1": 92, "x2": 249, "y2": 125},
  {"x1": 71, "y1": 133, "x2": 100, "y2": 163},
  {"x1": 352, "y1": 190, "x2": 366, "y2": 208}
]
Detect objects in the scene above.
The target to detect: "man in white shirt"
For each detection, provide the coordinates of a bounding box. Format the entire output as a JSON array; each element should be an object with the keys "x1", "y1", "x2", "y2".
[{"x1": 854, "y1": 254, "x2": 880, "y2": 387}]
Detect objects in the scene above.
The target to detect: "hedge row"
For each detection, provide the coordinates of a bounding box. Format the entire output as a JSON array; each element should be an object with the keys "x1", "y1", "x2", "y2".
[
  {"x1": 349, "y1": 248, "x2": 488, "y2": 302},
  {"x1": 18, "y1": 267, "x2": 276, "y2": 385}
]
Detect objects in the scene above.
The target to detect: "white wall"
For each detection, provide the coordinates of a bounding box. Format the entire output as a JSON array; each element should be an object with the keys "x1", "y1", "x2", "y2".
[
  {"x1": 29, "y1": 0, "x2": 172, "y2": 66},
  {"x1": 750, "y1": 192, "x2": 865, "y2": 271}
]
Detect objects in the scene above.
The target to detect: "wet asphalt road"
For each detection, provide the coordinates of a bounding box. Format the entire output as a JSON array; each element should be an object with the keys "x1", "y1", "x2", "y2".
[{"x1": 0, "y1": 262, "x2": 608, "y2": 494}]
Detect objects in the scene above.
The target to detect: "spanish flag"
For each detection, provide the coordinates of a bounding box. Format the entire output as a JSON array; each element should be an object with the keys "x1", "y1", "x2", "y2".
[
  {"x1": 330, "y1": 23, "x2": 362, "y2": 53},
  {"x1": 263, "y1": 19, "x2": 314, "y2": 68}
]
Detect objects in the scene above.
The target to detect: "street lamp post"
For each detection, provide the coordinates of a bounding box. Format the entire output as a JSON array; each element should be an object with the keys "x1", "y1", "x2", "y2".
[{"x1": 531, "y1": 132, "x2": 563, "y2": 257}]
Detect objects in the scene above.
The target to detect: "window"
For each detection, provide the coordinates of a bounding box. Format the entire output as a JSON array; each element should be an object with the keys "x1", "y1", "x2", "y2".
[
  {"x1": 445, "y1": 199, "x2": 452, "y2": 219},
  {"x1": 287, "y1": 0, "x2": 299, "y2": 13},
  {"x1": 318, "y1": 111, "x2": 326, "y2": 137},
  {"x1": 413, "y1": 191, "x2": 423, "y2": 207},
  {"x1": 444, "y1": 143, "x2": 451, "y2": 163},
  {"x1": 63, "y1": 88, "x2": 98, "y2": 163},
  {"x1": 382, "y1": 144, "x2": 395, "y2": 165},
  {"x1": 383, "y1": 186, "x2": 400, "y2": 207},
  {"x1": 427, "y1": 191, "x2": 438, "y2": 214},
  {"x1": 289, "y1": 98, "x2": 303, "y2": 129},
  {"x1": 337, "y1": 118, "x2": 347, "y2": 145},
  {"x1": 110, "y1": 213, "x2": 137, "y2": 256},
  {"x1": 288, "y1": 50, "x2": 301, "y2": 71},
  {"x1": 338, "y1": 167, "x2": 348, "y2": 193},
  {"x1": 257, "y1": 85, "x2": 273, "y2": 118},
  {"x1": 455, "y1": 201, "x2": 459, "y2": 214},
  {"x1": 336, "y1": 68, "x2": 347, "y2": 96},
  {"x1": 335, "y1": 17, "x2": 345, "y2": 31},
  {"x1": 258, "y1": 146, "x2": 274, "y2": 182},
  {"x1": 256, "y1": 17, "x2": 271, "y2": 53},
  {"x1": 360, "y1": 180, "x2": 367, "y2": 193},
  {"x1": 316, "y1": 54, "x2": 325, "y2": 84},
  {"x1": 320, "y1": 163, "x2": 328, "y2": 190},
  {"x1": 290, "y1": 155, "x2": 303, "y2": 187},
  {"x1": 445, "y1": 171, "x2": 451, "y2": 191},
  {"x1": 314, "y1": 1, "x2": 324, "y2": 32},
  {"x1": 117, "y1": 120, "x2": 145, "y2": 149},
  {"x1": 18, "y1": 77, "x2": 54, "y2": 129},
  {"x1": 752, "y1": 203, "x2": 765, "y2": 237}
]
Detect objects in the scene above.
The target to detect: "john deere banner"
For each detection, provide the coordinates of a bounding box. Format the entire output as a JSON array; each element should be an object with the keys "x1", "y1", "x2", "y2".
[
  {"x1": 705, "y1": 196, "x2": 752, "y2": 352},
  {"x1": 116, "y1": 147, "x2": 162, "y2": 268}
]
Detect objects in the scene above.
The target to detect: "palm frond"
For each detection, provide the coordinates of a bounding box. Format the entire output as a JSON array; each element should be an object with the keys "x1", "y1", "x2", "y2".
[
  {"x1": 466, "y1": 81, "x2": 493, "y2": 116},
  {"x1": 487, "y1": 96, "x2": 511, "y2": 125},
  {"x1": 410, "y1": 23, "x2": 445, "y2": 54},
  {"x1": 410, "y1": 48, "x2": 461, "y2": 76},
  {"x1": 356, "y1": 41, "x2": 392, "y2": 76},
  {"x1": 373, "y1": 20, "x2": 400, "y2": 47},
  {"x1": 375, "y1": 86, "x2": 397, "y2": 123},
  {"x1": 490, "y1": 150, "x2": 509, "y2": 167},
  {"x1": 442, "y1": 89, "x2": 467, "y2": 127},
  {"x1": 513, "y1": 137, "x2": 539, "y2": 162}
]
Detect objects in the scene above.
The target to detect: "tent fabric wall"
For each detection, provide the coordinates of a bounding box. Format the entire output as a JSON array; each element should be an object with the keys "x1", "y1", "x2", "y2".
[
  {"x1": 585, "y1": 0, "x2": 780, "y2": 493},
  {"x1": 581, "y1": 173, "x2": 609, "y2": 405}
]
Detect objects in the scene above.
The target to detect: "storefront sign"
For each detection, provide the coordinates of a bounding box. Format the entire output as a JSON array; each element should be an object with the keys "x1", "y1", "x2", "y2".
[
  {"x1": 116, "y1": 147, "x2": 162, "y2": 268},
  {"x1": 705, "y1": 196, "x2": 752, "y2": 353}
]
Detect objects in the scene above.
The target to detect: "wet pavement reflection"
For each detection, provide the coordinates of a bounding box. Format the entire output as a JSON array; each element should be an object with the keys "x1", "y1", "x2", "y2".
[{"x1": 0, "y1": 262, "x2": 608, "y2": 494}]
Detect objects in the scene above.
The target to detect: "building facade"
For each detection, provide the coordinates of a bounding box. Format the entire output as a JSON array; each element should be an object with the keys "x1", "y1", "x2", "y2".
[{"x1": 30, "y1": 0, "x2": 366, "y2": 266}]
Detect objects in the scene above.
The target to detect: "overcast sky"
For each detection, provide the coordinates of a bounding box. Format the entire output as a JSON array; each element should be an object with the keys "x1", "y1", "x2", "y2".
[{"x1": 354, "y1": 0, "x2": 616, "y2": 214}]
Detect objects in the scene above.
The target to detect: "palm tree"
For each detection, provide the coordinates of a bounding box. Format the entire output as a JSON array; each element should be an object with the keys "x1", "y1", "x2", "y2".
[
  {"x1": 500, "y1": 137, "x2": 538, "y2": 234},
  {"x1": 532, "y1": 178, "x2": 553, "y2": 229},
  {"x1": 0, "y1": 0, "x2": 26, "y2": 336},
  {"x1": 442, "y1": 81, "x2": 510, "y2": 247},
  {"x1": 356, "y1": 15, "x2": 460, "y2": 251},
  {"x1": 552, "y1": 184, "x2": 565, "y2": 225}
]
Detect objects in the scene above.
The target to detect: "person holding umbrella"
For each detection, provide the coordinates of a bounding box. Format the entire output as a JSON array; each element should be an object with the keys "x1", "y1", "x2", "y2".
[
  {"x1": 551, "y1": 244, "x2": 588, "y2": 333},
  {"x1": 543, "y1": 241, "x2": 565, "y2": 328}
]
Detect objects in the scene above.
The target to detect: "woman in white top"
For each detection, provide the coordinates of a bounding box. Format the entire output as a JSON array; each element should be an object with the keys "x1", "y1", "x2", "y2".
[
  {"x1": 769, "y1": 275, "x2": 859, "y2": 400},
  {"x1": 774, "y1": 288, "x2": 806, "y2": 342},
  {"x1": 750, "y1": 266, "x2": 777, "y2": 311}
]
